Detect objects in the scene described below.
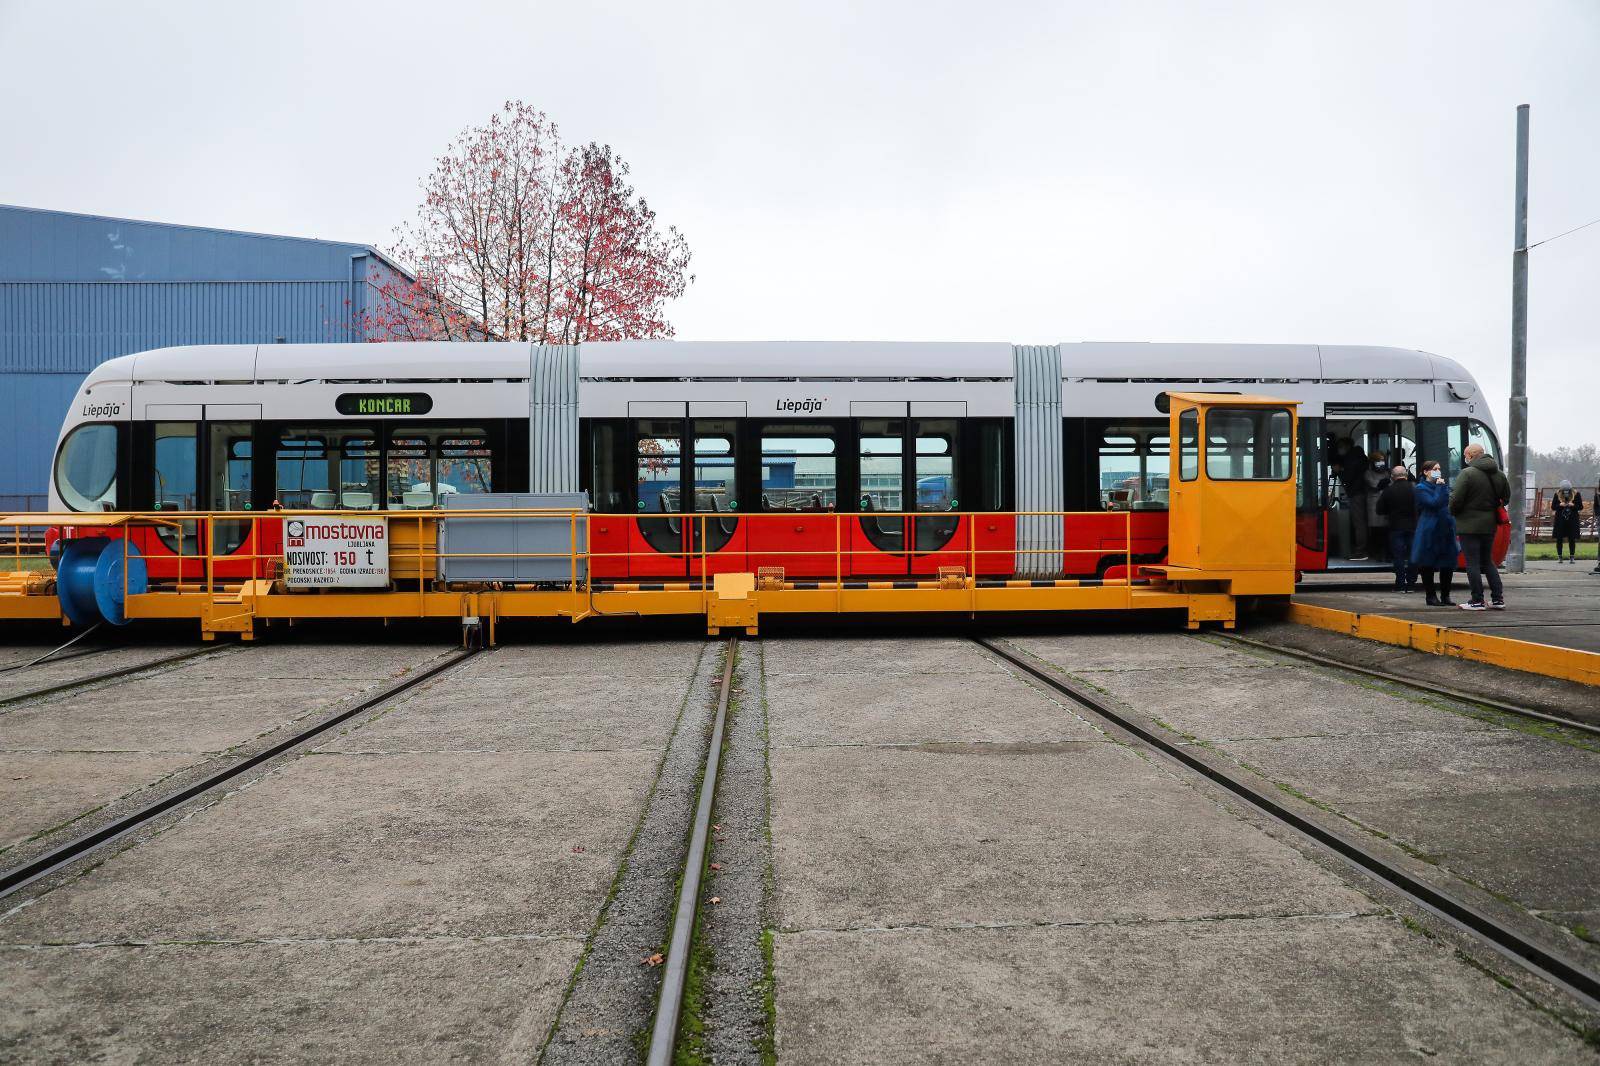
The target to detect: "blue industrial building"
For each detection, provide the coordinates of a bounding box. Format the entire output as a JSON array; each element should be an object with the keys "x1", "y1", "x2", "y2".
[{"x1": 0, "y1": 205, "x2": 412, "y2": 509}]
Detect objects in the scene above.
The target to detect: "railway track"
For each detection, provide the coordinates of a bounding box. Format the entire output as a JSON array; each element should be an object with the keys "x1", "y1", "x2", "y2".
[
  {"x1": 0, "y1": 644, "x2": 238, "y2": 709},
  {"x1": 0, "y1": 646, "x2": 480, "y2": 900},
  {"x1": 976, "y1": 635, "x2": 1600, "y2": 1016},
  {"x1": 646, "y1": 635, "x2": 738, "y2": 1066},
  {"x1": 1214, "y1": 631, "x2": 1600, "y2": 738}
]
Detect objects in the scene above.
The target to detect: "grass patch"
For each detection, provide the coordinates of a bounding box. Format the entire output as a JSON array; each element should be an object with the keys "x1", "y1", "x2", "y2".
[{"x1": 758, "y1": 928, "x2": 778, "y2": 1066}]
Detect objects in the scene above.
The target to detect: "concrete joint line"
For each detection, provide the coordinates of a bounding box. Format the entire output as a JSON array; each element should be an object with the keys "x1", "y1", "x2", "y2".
[{"x1": 776, "y1": 910, "x2": 1393, "y2": 937}]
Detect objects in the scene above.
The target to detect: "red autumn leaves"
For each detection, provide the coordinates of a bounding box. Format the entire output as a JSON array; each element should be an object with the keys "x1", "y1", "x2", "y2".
[{"x1": 364, "y1": 100, "x2": 693, "y2": 345}]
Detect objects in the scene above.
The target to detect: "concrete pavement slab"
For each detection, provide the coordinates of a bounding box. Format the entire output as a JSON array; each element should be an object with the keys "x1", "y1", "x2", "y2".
[
  {"x1": 0, "y1": 936, "x2": 579, "y2": 1065},
  {"x1": 318, "y1": 673, "x2": 693, "y2": 753},
  {"x1": 0, "y1": 646, "x2": 201, "y2": 701},
  {"x1": 765, "y1": 670, "x2": 1102, "y2": 748},
  {"x1": 770, "y1": 745, "x2": 1370, "y2": 930},
  {"x1": 773, "y1": 916, "x2": 1590, "y2": 1064},
  {"x1": 1226, "y1": 730, "x2": 1600, "y2": 912},
  {"x1": 0, "y1": 748, "x2": 659, "y2": 944},
  {"x1": 762, "y1": 636, "x2": 1010, "y2": 677},
  {"x1": 1062, "y1": 661, "x2": 1493, "y2": 742},
  {"x1": 0, "y1": 676, "x2": 371, "y2": 753},
  {"x1": 174, "y1": 642, "x2": 446, "y2": 682},
  {"x1": 467, "y1": 639, "x2": 709, "y2": 678},
  {"x1": 0, "y1": 751, "x2": 196, "y2": 851},
  {"x1": 1004, "y1": 631, "x2": 1272, "y2": 672}
]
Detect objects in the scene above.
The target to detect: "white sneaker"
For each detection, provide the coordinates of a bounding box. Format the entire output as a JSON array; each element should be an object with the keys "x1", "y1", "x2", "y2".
[{"x1": 1459, "y1": 602, "x2": 1487, "y2": 611}]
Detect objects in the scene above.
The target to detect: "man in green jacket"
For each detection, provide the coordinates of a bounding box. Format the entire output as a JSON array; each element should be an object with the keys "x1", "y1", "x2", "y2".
[{"x1": 1449, "y1": 444, "x2": 1510, "y2": 610}]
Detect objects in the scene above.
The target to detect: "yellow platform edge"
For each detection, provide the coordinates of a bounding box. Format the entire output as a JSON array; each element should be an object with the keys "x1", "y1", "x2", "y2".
[{"x1": 1286, "y1": 601, "x2": 1600, "y2": 689}]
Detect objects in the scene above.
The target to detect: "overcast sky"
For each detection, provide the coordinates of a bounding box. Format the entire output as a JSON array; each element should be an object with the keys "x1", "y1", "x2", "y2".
[{"x1": 2, "y1": 0, "x2": 1596, "y2": 449}]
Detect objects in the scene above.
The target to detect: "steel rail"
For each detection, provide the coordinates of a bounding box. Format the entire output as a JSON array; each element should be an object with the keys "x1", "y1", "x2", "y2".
[
  {"x1": 976, "y1": 636, "x2": 1600, "y2": 1014},
  {"x1": 647, "y1": 636, "x2": 738, "y2": 1066},
  {"x1": 0, "y1": 646, "x2": 479, "y2": 900},
  {"x1": 1215, "y1": 631, "x2": 1600, "y2": 738},
  {"x1": 0, "y1": 644, "x2": 236, "y2": 709}
]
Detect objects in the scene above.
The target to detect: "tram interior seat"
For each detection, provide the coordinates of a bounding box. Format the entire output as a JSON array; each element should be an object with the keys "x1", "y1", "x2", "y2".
[
  {"x1": 402, "y1": 490, "x2": 434, "y2": 509},
  {"x1": 310, "y1": 491, "x2": 336, "y2": 509},
  {"x1": 344, "y1": 491, "x2": 374, "y2": 510}
]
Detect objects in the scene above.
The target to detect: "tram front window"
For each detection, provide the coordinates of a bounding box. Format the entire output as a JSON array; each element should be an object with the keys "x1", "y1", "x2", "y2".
[
  {"x1": 55, "y1": 423, "x2": 120, "y2": 512},
  {"x1": 1468, "y1": 420, "x2": 1500, "y2": 463}
]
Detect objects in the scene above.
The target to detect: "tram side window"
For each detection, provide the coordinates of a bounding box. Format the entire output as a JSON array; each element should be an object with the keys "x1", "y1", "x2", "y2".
[
  {"x1": 1097, "y1": 423, "x2": 1170, "y2": 511},
  {"x1": 589, "y1": 423, "x2": 626, "y2": 512},
  {"x1": 207, "y1": 424, "x2": 253, "y2": 510},
  {"x1": 761, "y1": 425, "x2": 836, "y2": 512},
  {"x1": 1205, "y1": 408, "x2": 1293, "y2": 480},
  {"x1": 1178, "y1": 410, "x2": 1199, "y2": 481},
  {"x1": 276, "y1": 429, "x2": 380, "y2": 509},
  {"x1": 692, "y1": 422, "x2": 737, "y2": 513},
  {"x1": 55, "y1": 423, "x2": 120, "y2": 512},
  {"x1": 153, "y1": 423, "x2": 197, "y2": 510},
  {"x1": 858, "y1": 420, "x2": 903, "y2": 511},
  {"x1": 439, "y1": 436, "x2": 493, "y2": 498},
  {"x1": 913, "y1": 419, "x2": 958, "y2": 511},
  {"x1": 973, "y1": 421, "x2": 1007, "y2": 512},
  {"x1": 385, "y1": 428, "x2": 493, "y2": 509},
  {"x1": 636, "y1": 420, "x2": 682, "y2": 513}
]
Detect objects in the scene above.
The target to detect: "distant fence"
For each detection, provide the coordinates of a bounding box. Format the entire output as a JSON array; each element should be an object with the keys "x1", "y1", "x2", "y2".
[{"x1": 1527, "y1": 485, "x2": 1598, "y2": 540}]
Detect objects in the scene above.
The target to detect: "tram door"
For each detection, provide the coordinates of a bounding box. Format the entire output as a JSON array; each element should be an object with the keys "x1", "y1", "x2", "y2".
[
  {"x1": 630, "y1": 418, "x2": 746, "y2": 579},
  {"x1": 853, "y1": 415, "x2": 964, "y2": 576},
  {"x1": 1318, "y1": 411, "x2": 1417, "y2": 565}
]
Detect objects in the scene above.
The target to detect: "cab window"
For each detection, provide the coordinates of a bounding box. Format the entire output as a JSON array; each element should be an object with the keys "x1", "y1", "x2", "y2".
[{"x1": 1205, "y1": 408, "x2": 1293, "y2": 480}]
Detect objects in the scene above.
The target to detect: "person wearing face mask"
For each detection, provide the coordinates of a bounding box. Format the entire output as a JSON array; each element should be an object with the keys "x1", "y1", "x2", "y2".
[
  {"x1": 1410, "y1": 460, "x2": 1458, "y2": 606},
  {"x1": 1335, "y1": 438, "x2": 1370, "y2": 560},
  {"x1": 1550, "y1": 480, "x2": 1584, "y2": 563}
]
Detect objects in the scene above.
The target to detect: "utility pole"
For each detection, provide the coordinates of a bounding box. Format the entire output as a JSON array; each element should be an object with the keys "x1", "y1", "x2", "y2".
[{"x1": 1506, "y1": 104, "x2": 1530, "y2": 573}]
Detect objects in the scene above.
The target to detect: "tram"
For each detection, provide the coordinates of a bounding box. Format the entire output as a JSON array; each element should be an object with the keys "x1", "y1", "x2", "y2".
[{"x1": 46, "y1": 340, "x2": 1506, "y2": 581}]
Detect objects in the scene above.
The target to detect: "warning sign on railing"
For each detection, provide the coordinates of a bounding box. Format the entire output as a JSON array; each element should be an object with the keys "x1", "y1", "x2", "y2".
[{"x1": 284, "y1": 518, "x2": 389, "y2": 588}]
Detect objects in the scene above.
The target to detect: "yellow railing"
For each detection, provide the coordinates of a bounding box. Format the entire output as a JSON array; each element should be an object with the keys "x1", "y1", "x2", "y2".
[{"x1": 0, "y1": 508, "x2": 1147, "y2": 619}]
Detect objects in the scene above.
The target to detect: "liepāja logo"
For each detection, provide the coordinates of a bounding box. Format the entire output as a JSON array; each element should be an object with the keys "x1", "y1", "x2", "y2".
[
  {"x1": 80, "y1": 402, "x2": 123, "y2": 419},
  {"x1": 286, "y1": 520, "x2": 306, "y2": 547},
  {"x1": 776, "y1": 397, "x2": 824, "y2": 414}
]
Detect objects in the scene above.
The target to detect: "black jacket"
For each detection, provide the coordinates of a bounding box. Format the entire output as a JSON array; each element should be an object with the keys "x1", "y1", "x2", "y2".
[{"x1": 1376, "y1": 478, "x2": 1417, "y2": 532}]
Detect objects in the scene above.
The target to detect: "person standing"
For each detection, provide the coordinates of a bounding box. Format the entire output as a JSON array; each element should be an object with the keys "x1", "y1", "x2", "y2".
[
  {"x1": 1411, "y1": 460, "x2": 1458, "y2": 606},
  {"x1": 1365, "y1": 451, "x2": 1391, "y2": 561},
  {"x1": 1449, "y1": 443, "x2": 1510, "y2": 610},
  {"x1": 1550, "y1": 480, "x2": 1584, "y2": 563},
  {"x1": 1376, "y1": 465, "x2": 1417, "y2": 590},
  {"x1": 1338, "y1": 439, "x2": 1371, "y2": 560}
]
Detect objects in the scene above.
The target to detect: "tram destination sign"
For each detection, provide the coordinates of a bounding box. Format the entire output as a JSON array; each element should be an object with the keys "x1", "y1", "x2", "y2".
[
  {"x1": 335, "y1": 392, "x2": 433, "y2": 416},
  {"x1": 284, "y1": 517, "x2": 389, "y2": 588}
]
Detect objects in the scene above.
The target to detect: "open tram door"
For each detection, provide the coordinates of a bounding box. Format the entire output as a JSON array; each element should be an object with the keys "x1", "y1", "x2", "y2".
[{"x1": 1162, "y1": 393, "x2": 1299, "y2": 597}]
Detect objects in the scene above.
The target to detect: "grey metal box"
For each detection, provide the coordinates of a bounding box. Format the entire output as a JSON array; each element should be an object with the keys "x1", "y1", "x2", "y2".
[{"x1": 437, "y1": 493, "x2": 589, "y2": 583}]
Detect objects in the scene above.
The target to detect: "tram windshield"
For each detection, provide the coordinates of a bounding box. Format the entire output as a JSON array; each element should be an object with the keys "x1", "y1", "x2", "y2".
[{"x1": 55, "y1": 423, "x2": 119, "y2": 511}]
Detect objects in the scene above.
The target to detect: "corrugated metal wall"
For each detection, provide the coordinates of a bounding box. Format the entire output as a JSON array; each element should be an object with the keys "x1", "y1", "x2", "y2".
[
  {"x1": 0, "y1": 281, "x2": 352, "y2": 373},
  {"x1": 0, "y1": 205, "x2": 408, "y2": 505}
]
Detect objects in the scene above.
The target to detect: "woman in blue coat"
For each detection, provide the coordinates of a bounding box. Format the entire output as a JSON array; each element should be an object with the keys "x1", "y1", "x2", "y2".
[{"x1": 1411, "y1": 459, "x2": 1459, "y2": 606}]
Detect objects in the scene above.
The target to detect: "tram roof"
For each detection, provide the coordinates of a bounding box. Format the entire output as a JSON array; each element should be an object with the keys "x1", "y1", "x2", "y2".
[{"x1": 83, "y1": 340, "x2": 1475, "y2": 386}]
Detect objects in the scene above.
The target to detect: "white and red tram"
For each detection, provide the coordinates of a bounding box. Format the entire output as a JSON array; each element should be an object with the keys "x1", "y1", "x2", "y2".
[{"x1": 46, "y1": 341, "x2": 1508, "y2": 581}]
